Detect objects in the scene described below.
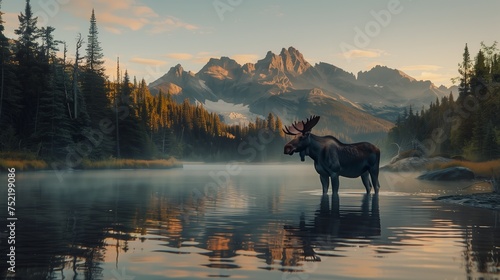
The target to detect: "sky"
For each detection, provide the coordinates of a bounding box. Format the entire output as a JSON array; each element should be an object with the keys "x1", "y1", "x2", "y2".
[{"x1": 2, "y1": 0, "x2": 499, "y2": 87}]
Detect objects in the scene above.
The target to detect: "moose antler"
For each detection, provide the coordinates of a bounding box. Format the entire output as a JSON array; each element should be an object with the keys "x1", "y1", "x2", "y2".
[
  {"x1": 283, "y1": 115, "x2": 320, "y2": 135},
  {"x1": 283, "y1": 123, "x2": 301, "y2": 135}
]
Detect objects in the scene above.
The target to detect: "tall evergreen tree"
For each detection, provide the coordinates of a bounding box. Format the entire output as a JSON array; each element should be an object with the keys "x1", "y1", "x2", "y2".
[
  {"x1": 453, "y1": 44, "x2": 475, "y2": 150},
  {"x1": 267, "y1": 112, "x2": 276, "y2": 132},
  {"x1": 15, "y1": 0, "x2": 39, "y2": 64},
  {"x1": 14, "y1": 0, "x2": 43, "y2": 142},
  {"x1": 85, "y1": 9, "x2": 104, "y2": 75},
  {"x1": 82, "y1": 9, "x2": 113, "y2": 159},
  {"x1": 457, "y1": 43, "x2": 473, "y2": 100}
]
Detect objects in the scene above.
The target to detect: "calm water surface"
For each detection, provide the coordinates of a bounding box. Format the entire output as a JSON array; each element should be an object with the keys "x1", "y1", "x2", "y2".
[{"x1": 1, "y1": 164, "x2": 499, "y2": 280}]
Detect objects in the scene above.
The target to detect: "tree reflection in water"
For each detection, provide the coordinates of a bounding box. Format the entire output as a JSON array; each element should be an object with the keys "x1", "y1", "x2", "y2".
[{"x1": 431, "y1": 203, "x2": 500, "y2": 276}]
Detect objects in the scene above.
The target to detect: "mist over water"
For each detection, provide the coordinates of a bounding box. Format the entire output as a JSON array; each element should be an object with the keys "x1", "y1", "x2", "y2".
[{"x1": 1, "y1": 164, "x2": 499, "y2": 279}]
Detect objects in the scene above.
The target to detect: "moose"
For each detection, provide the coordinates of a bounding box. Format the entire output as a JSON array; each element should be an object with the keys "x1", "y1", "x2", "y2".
[{"x1": 283, "y1": 116, "x2": 381, "y2": 194}]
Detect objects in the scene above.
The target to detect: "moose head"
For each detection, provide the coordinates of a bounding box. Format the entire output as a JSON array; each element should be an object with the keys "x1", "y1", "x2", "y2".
[{"x1": 283, "y1": 115, "x2": 320, "y2": 161}]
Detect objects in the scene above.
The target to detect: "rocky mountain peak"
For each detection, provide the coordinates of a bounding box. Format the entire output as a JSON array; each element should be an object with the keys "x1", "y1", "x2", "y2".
[
  {"x1": 357, "y1": 65, "x2": 416, "y2": 86},
  {"x1": 197, "y1": 57, "x2": 241, "y2": 80},
  {"x1": 280, "y1": 46, "x2": 311, "y2": 76},
  {"x1": 255, "y1": 51, "x2": 283, "y2": 73},
  {"x1": 202, "y1": 56, "x2": 241, "y2": 71},
  {"x1": 169, "y1": 64, "x2": 184, "y2": 78},
  {"x1": 148, "y1": 63, "x2": 185, "y2": 88},
  {"x1": 242, "y1": 63, "x2": 255, "y2": 74}
]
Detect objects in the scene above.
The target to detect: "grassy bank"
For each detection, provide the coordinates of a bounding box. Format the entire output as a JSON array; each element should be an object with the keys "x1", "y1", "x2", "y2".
[
  {"x1": 1, "y1": 152, "x2": 182, "y2": 171},
  {"x1": 0, "y1": 158, "x2": 49, "y2": 171},
  {"x1": 0, "y1": 152, "x2": 49, "y2": 171},
  {"x1": 426, "y1": 159, "x2": 500, "y2": 178},
  {"x1": 80, "y1": 158, "x2": 183, "y2": 170}
]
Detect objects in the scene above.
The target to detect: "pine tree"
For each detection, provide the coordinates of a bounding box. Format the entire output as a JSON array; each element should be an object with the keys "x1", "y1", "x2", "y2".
[
  {"x1": 14, "y1": 0, "x2": 43, "y2": 142},
  {"x1": 492, "y1": 53, "x2": 500, "y2": 82},
  {"x1": 275, "y1": 116, "x2": 284, "y2": 138},
  {"x1": 86, "y1": 9, "x2": 104, "y2": 75},
  {"x1": 267, "y1": 113, "x2": 276, "y2": 132},
  {"x1": 15, "y1": 0, "x2": 39, "y2": 65},
  {"x1": 454, "y1": 44, "x2": 475, "y2": 151},
  {"x1": 82, "y1": 9, "x2": 113, "y2": 159},
  {"x1": 120, "y1": 70, "x2": 132, "y2": 105},
  {"x1": 457, "y1": 43, "x2": 473, "y2": 100}
]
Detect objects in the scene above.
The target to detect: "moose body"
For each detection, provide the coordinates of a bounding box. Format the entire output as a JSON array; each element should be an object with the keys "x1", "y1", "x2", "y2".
[{"x1": 283, "y1": 116, "x2": 380, "y2": 194}]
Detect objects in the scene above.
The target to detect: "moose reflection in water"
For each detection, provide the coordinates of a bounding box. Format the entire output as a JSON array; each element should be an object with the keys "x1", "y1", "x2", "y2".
[
  {"x1": 280, "y1": 194, "x2": 381, "y2": 264},
  {"x1": 283, "y1": 116, "x2": 381, "y2": 194}
]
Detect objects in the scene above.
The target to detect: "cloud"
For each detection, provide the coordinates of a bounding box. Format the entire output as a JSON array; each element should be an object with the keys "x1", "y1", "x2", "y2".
[
  {"x1": 231, "y1": 54, "x2": 259, "y2": 65},
  {"x1": 104, "y1": 26, "x2": 122, "y2": 35},
  {"x1": 133, "y1": 6, "x2": 158, "y2": 18},
  {"x1": 99, "y1": 11, "x2": 148, "y2": 31},
  {"x1": 164, "y1": 52, "x2": 218, "y2": 65},
  {"x1": 62, "y1": 0, "x2": 197, "y2": 34},
  {"x1": 148, "y1": 16, "x2": 199, "y2": 34},
  {"x1": 414, "y1": 72, "x2": 448, "y2": 81},
  {"x1": 340, "y1": 49, "x2": 386, "y2": 59},
  {"x1": 130, "y1": 57, "x2": 167, "y2": 66},
  {"x1": 400, "y1": 65, "x2": 443, "y2": 71},
  {"x1": 165, "y1": 53, "x2": 194, "y2": 60}
]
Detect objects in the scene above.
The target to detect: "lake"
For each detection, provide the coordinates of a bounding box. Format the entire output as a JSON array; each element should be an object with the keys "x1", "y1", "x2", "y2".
[{"x1": 1, "y1": 164, "x2": 499, "y2": 280}]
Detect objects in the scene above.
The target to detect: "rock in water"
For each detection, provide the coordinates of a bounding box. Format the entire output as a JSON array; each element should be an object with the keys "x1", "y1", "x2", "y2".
[{"x1": 418, "y1": 167, "x2": 475, "y2": 181}]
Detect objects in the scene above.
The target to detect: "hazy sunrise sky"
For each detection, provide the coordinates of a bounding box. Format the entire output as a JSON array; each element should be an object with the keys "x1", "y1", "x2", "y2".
[{"x1": 2, "y1": 0, "x2": 499, "y2": 87}]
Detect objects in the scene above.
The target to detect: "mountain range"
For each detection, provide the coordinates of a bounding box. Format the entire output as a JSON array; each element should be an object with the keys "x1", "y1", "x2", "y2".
[{"x1": 149, "y1": 47, "x2": 457, "y2": 142}]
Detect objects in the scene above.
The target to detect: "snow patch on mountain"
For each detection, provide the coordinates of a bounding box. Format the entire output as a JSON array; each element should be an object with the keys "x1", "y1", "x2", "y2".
[{"x1": 200, "y1": 99, "x2": 265, "y2": 126}]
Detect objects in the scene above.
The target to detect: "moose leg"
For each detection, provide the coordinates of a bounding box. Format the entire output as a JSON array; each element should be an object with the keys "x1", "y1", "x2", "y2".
[
  {"x1": 330, "y1": 174, "x2": 340, "y2": 194},
  {"x1": 320, "y1": 175, "x2": 329, "y2": 194},
  {"x1": 361, "y1": 171, "x2": 373, "y2": 194},
  {"x1": 369, "y1": 168, "x2": 380, "y2": 193}
]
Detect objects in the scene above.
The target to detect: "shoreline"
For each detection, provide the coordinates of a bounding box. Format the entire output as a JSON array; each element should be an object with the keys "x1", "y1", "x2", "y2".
[
  {"x1": 433, "y1": 192, "x2": 500, "y2": 210},
  {"x1": 0, "y1": 158, "x2": 183, "y2": 172}
]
